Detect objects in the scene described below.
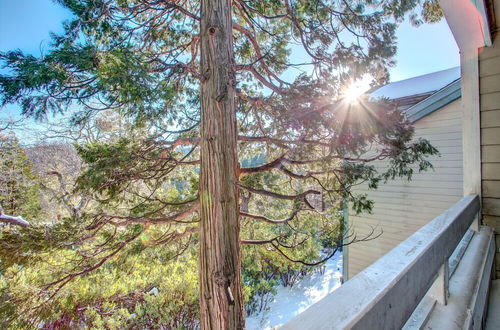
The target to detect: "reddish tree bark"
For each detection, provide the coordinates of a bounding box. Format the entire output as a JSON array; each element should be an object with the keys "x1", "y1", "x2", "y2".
[{"x1": 199, "y1": 0, "x2": 245, "y2": 328}]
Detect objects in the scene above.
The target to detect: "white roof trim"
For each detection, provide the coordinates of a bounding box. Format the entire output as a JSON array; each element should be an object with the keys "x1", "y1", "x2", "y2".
[
  {"x1": 406, "y1": 79, "x2": 461, "y2": 122},
  {"x1": 439, "y1": 0, "x2": 492, "y2": 50}
]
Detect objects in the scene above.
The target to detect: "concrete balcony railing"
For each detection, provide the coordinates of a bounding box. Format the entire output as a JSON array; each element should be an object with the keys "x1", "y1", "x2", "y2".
[{"x1": 282, "y1": 195, "x2": 496, "y2": 330}]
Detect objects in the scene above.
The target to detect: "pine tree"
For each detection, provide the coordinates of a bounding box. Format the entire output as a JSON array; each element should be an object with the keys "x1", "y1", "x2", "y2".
[
  {"x1": 0, "y1": 134, "x2": 42, "y2": 221},
  {"x1": 0, "y1": 0, "x2": 441, "y2": 327}
]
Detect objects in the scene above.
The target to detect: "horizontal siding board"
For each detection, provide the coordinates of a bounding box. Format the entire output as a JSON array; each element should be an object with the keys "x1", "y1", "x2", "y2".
[
  {"x1": 481, "y1": 127, "x2": 500, "y2": 145},
  {"x1": 370, "y1": 160, "x2": 463, "y2": 170},
  {"x1": 483, "y1": 181, "x2": 500, "y2": 198},
  {"x1": 354, "y1": 185, "x2": 462, "y2": 197},
  {"x1": 367, "y1": 202, "x2": 461, "y2": 214},
  {"x1": 415, "y1": 132, "x2": 462, "y2": 141},
  {"x1": 366, "y1": 163, "x2": 463, "y2": 171},
  {"x1": 393, "y1": 172, "x2": 463, "y2": 180},
  {"x1": 350, "y1": 191, "x2": 461, "y2": 203},
  {"x1": 349, "y1": 264, "x2": 372, "y2": 278},
  {"x1": 481, "y1": 110, "x2": 500, "y2": 128},
  {"x1": 480, "y1": 92, "x2": 500, "y2": 111},
  {"x1": 351, "y1": 213, "x2": 440, "y2": 226},
  {"x1": 351, "y1": 196, "x2": 461, "y2": 209},
  {"x1": 415, "y1": 139, "x2": 462, "y2": 147},
  {"x1": 348, "y1": 235, "x2": 410, "y2": 248},
  {"x1": 423, "y1": 154, "x2": 463, "y2": 161},
  {"x1": 482, "y1": 145, "x2": 500, "y2": 162},
  {"x1": 401, "y1": 169, "x2": 463, "y2": 176},
  {"x1": 479, "y1": 74, "x2": 500, "y2": 94},
  {"x1": 355, "y1": 207, "x2": 456, "y2": 221},
  {"x1": 348, "y1": 242, "x2": 391, "y2": 253},
  {"x1": 351, "y1": 224, "x2": 426, "y2": 236},
  {"x1": 412, "y1": 132, "x2": 462, "y2": 140},
  {"x1": 483, "y1": 198, "x2": 500, "y2": 216},
  {"x1": 349, "y1": 252, "x2": 388, "y2": 266},
  {"x1": 349, "y1": 238, "x2": 407, "y2": 249},
  {"x1": 483, "y1": 215, "x2": 500, "y2": 233},
  {"x1": 351, "y1": 220, "x2": 430, "y2": 231},
  {"x1": 350, "y1": 210, "x2": 438, "y2": 223},
  {"x1": 351, "y1": 223, "x2": 423, "y2": 234},
  {"x1": 356, "y1": 192, "x2": 462, "y2": 202},
  {"x1": 351, "y1": 217, "x2": 431, "y2": 230},
  {"x1": 349, "y1": 240, "x2": 411, "y2": 255},
  {"x1": 349, "y1": 256, "x2": 374, "y2": 266},
  {"x1": 360, "y1": 164, "x2": 463, "y2": 172},
  {"x1": 406, "y1": 167, "x2": 463, "y2": 175},
  {"x1": 371, "y1": 180, "x2": 462, "y2": 189},
  {"x1": 482, "y1": 163, "x2": 500, "y2": 180},
  {"x1": 349, "y1": 249, "x2": 394, "y2": 263},
  {"x1": 414, "y1": 125, "x2": 462, "y2": 135},
  {"x1": 480, "y1": 56, "x2": 500, "y2": 77},
  {"x1": 349, "y1": 217, "x2": 414, "y2": 227},
  {"x1": 416, "y1": 111, "x2": 461, "y2": 120},
  {"x1": 353, "y1": 225, "x2": 424, "y2": 237},
  {"x1": 480, "y1": 75, "x2": 500, "y2": 94},
  {"x1": 479, "y1": 44, "x2": 500, "y2": 60},
  {"x1": 424, "y1": 145, "x2": 463, "y2": 153},
  {"x1": 417, "y1": 115, "x2": 462, "y2": 124}
]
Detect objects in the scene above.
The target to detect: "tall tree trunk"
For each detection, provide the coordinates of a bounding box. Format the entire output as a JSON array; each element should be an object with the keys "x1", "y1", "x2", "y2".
[{"x1": 199, "y1": 0, "x2": 245, "y2": 329}]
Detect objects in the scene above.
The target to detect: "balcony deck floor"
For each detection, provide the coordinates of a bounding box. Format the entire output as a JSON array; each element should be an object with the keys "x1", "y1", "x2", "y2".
[{"x1": 486, "y1": 280, "x2": 500, "y2": 330}]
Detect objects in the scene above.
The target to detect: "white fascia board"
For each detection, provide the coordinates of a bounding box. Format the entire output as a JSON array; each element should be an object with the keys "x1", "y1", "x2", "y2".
[
  {"x1": 439, "y1": 0, "x2": 492, "y2": 50},
  {"x1": 406, "y1": 79, "x2": 461, "y2": 122}
]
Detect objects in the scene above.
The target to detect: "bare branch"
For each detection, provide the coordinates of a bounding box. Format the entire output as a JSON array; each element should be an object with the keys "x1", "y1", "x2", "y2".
[
  {"x1": 238, "y1": 135, "x2": 330, "y2": 148},
  {"x1": 0, "y1": 213, "x2": 30, "y2": 227},
  {"x1": 241, "y1": 237, "x2": 279, "y2": 245},
  {"x1": 237, "y1": 184, "x2": 320, "y2": 201},
  {"x1": 240, "y1": 209, "x2": 299, "y2": 224},
  {"x1": 239, "y1": 154, "x2": 285, "y2": 174}
]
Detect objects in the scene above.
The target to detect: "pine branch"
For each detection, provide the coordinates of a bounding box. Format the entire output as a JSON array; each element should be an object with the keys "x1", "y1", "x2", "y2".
[
  {"x1": 102, "y1": 202, "x2": 199, "y2": 226},
  {"x1": 39, "y1": 232, "x2": 142, "y2": 303}
]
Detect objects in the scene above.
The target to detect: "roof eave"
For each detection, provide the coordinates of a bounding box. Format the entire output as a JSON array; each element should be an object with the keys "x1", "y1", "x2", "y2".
[
  {"x1": 406, "y1": 79, "x2": 462, "y2": 122},
  {"x1": 439, "y1": 0, "x2": 492, "y2": 50}
]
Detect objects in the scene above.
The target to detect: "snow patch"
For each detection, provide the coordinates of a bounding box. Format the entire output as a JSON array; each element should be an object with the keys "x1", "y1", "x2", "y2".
[
  {"x1": 246, "y1": 252, "x2": 343, "y2": 330},
  {"x1": 148, "y1": 287, "x2": 159, "y2": 296}
]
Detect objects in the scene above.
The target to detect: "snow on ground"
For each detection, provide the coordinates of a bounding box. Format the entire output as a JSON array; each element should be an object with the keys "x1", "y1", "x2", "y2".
[{"x1": 246, "y1": 252, "x2": 343, "y2": 330}]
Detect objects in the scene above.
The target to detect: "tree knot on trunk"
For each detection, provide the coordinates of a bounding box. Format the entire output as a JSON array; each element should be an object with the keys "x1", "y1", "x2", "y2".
[
  {"x1": 207, "y1": 26, "x2": 218, "y2": 35},
  {"x1": 216, "y1": 89, "x2": 227, "y2": 102},
  {"x1": 202, "y1": 69, "x2": 210, "y2": 82}
]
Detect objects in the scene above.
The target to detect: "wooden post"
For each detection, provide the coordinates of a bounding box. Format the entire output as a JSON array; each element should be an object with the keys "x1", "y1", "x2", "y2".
[
  {"x1": 460, "y1": 48, "x2": 482, "y2": 220},
  {"x1": 427, "y1": 261, "x2": 450, "y2": 305}
]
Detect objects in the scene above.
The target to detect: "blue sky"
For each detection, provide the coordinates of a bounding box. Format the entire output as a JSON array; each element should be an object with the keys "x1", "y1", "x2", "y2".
[
  {"x1": 0, "y1": 0, "x2": 459, "y2": 80},
  {"x1": 0, "y1": 0, "x2": 460, "y2": 139},
  {"x1": 0, "y1": 0, "x2": 70, "y2": 55},
  {"x1": 390, "y1": 18, "x2": 459, "y2": 81}
]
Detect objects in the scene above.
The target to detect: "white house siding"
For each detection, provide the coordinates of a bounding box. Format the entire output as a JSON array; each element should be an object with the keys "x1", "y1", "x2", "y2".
[{"x1": 346, "y1": 99, "x2": 463, "y2": 279}]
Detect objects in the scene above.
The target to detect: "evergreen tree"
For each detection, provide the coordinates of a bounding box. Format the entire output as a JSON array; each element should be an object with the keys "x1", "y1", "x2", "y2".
[
  {"x1": 0, "y1": 0, "x2": 441, "y2": 327},
  {"x1": 0, "y1": 134, "x2": 42, "y2": 221}
]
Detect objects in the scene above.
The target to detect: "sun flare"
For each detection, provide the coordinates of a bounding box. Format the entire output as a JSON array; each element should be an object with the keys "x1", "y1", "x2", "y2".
[{"x1": 342, "y1": 77, "x2": 372, "y2": 103}]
